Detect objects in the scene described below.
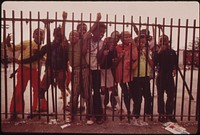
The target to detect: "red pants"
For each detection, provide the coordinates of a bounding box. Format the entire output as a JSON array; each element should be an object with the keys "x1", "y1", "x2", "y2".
[
  {"x1": 10, "y1": 65, "x2": 40, "y2": 113},
  {"x1": 66, "y1": 69, "x2": 71, "y2": 87}
]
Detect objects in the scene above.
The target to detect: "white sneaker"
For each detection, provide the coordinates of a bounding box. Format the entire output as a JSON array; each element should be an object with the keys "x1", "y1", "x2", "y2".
[
  {"x1": 133, "y1": 119, "x2": 139, "y2": 126},
  {"x1": 133, "y1": 119, "x2": 148, "y2": 126},
  {"x1": 137, "y1": 119, "x2": 148, "y2": 126},
  {"x1": 86, "y1": 119, "x2": 94, "y2": 125}
]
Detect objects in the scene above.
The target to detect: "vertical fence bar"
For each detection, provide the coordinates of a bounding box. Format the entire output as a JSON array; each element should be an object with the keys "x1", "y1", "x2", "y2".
[
  {"x1": 195, "y1": 21, "x2": 200, "y2": 123},
  {"x1": 143, "y1": 17, "x2": 149, "y2": 121},
  {"x1": 49, "y1": 12, "x2": 55, "y2": 119},
  {"x1": 113, "y1": 14, "x2": 117, "y2": 122},
  {"x1": 71, "y1": 12, "x2": 75, "y2": 121},
  {"x1": 188, "y1": 20, "x2": 196, "y2": 121},
  {"x1": 174, "y1": 19, "x2": 180, "y2": 119},
  {"x1": 46, "y1": 11, "x2": 50, "y2": 123},
  {"x1": 79, "y1": 12, "x2": 84, "y2": 120},
  {"x1": 84, "y1": 13, "x2": 91, "y2": 122},
  {"x1": 54, "y1": 11, "x2": 58, "y2": 119},
  {"x1": 20, "y1": 11, "x2": 25, "y2": 119},
  {"x1": 3, "y1": 10, "x2": 8, "y2": 119},
  {"x1": 152, "y1": 17, "x2": 157, "y2": 120},
  {"x1": 11, "y1": 10, "x2": 16, "y2": 118},
  {"x1": 105, "y1": 14, "x2": 109, "y2": 120},
  {"x1": 130, "y1": 15, "x2": 133, "y2": 122},
  {"x1": 197, "y1": 41, "x2": 200, "y2": 133},
  {"x1": 119, "y1": 15, "x2": 125, "y2": 122},
  {"x1": 37, "y1": 11, "x2": 42, "y2": 120},
  {"x1": 29, "y1": 11, "x2": 33, "y2": 119},
  {"x1": 129, "y1": 16, "x2": 136, "y2": 121},
  {"x1": 181, "y1": 19, "x2": 189, "y2": 121}
]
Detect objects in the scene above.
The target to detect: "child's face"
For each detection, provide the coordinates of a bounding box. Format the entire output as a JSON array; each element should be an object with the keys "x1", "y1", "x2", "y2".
[
  {"x1": 106, "y1": 39, "x2": 114, "y2": 51},
  {"x1": 77, "y1": 24, "x2": 87, "y2": 35},
  {"x1": 54, "y1": 29, "x2": 62, "y2": 43},
  {"x1": 121, "y1": 33, "x2": 131, "y2": 45},
  {"x1": 93, "y1": 27, "x2": 106, "y2": 41},
  {"x1": 111, "y1": 32, "x2": 120, "y2": 43},
  {"x1": 159, "y1": 35, "x2": 169, "y2": 46},
  {"x1": 69, "y1": 31, "x2": 79, "y2": 44},
  {"x1": 33, "y1": 29, "x2": 45, "y2": 45},
  {"x1": 138, "y1": 35, "x2": 147, "y2": 48}
]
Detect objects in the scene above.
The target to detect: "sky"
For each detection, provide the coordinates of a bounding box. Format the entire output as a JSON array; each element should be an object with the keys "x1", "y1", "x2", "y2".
[{"x1": 1, "y1": 1, "x2": 199, "y2": 49}]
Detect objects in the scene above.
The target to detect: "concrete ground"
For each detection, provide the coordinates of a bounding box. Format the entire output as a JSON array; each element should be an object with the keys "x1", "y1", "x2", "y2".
[{"x1": 1, "y1": 110, "x2": 199, "y2": 134}]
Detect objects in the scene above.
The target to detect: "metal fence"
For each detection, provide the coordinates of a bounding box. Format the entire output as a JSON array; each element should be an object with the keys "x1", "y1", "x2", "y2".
[{"x1": 1, "y1": 10, "x2": 200, "y2": 127}]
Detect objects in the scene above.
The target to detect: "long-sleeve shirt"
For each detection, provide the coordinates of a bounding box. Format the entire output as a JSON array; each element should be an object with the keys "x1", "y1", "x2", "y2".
[
  {"x1": 153, "y1": 48, "x2": 178, "y2": 74},
  {"x1": 115, "y1": 44, "x2": 138, "y2": 83}
]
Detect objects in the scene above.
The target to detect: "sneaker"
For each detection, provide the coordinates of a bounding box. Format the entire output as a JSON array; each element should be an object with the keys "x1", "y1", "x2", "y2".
[
  {"x1": 166, "y1": 116, "x2": 177, "y2": 123},
  {"x1": 137, "y1": 119, "x2": 148, "y2": 126},
  {"x1": 111, "y1": 106, "x2": 117, "y2": 111},
  {"x1": 86, "y1": 119, "x2": 94, "y2": 125},
  {"x1": 66, "y1": 117, "x2": 72, "y2": 123},
  {"x1": 133, "y1": 119, "x2": 141, "y2": 126},
  {"x1": 127, "y1": 115, "x2": 133, "y2": 120},
  {"x1": 9, "y1": 114, "x2": 18, "y2": 121},
  {"x1": 158, "y1": 116, "x2": 167, "y2": 122},
  {"x1": 133, "y1": 119, "x2": 148, "y2": 126},
  {"x1": 96, "y1": 119, "x2": 104, "y2": 125}
]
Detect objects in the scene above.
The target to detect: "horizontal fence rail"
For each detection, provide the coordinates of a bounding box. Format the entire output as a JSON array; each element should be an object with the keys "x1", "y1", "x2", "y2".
[{"x1": 1, "y1": 10, "x2": 200, "y2": 130}]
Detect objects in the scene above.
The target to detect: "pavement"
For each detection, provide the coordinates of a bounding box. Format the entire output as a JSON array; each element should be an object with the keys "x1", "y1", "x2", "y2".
[{"x1": 0, "y1": 107, "x2": 199, "y2": 134}]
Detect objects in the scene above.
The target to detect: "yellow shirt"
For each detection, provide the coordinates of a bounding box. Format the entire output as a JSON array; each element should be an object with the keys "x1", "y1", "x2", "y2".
[
  {"x1": 8, "y1": 40, "x2": 41, "y2": 69},
  {"x1": 134, "y1": 53, "x2": 151, "y2": 77}
]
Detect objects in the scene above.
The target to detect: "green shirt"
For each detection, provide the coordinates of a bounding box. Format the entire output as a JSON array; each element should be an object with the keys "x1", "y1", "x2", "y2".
[{"x1": 134, "y1": 53, "x2": 151, "y2": 77}]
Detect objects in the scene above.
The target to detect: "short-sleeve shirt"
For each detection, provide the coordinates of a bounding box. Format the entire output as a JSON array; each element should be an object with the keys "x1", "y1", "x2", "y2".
[
  {"x1": 8, "y1": 40, "x2": 41, "y2": 69},
  {"x1": 134, "y1": 53, "x2": 151, "y2": 77},
  {"x1": 85, "y1": 39, "x2": 103, "y2": 70}
]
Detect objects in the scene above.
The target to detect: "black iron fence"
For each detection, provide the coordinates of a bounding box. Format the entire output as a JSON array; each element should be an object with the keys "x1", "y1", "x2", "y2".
[{"x1": 1, "y1": 10, "x2": 200, "y2": 128}]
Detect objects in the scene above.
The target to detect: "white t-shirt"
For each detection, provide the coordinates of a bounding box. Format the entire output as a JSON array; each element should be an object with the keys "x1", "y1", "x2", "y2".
[{"x1": 85, "y1": 39, "x2": 103, "y2": 70}]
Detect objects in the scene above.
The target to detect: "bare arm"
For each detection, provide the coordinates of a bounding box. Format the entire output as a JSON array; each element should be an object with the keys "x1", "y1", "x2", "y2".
[
  {"x1": 6, "y1": 34, "x2": 24, "y2": 52},
  {"x1": 131, "y1": 21, "x2": 139, "y2": 35},
  {"x1": 61, "y1": 11, "x2": 68, "y2": 48},
  {"x1": 82, "y1": 13, "x2": 102, "y2": 55}
]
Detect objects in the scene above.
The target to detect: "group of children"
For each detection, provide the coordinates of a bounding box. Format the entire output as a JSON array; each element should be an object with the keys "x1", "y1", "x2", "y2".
[{"x1": 6, "y1": 12, "x2": 178, "y2": 126}]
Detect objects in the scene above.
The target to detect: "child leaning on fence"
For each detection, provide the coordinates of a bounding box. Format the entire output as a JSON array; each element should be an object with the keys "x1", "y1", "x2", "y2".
[
  {"x1": 114, "y1": 31, "x2": 138, "y2": 120},
  {"x1": 6, "y1": 27, "x2": 46, "y2": 120},
  {"x1": 104, "y1": 31, "x2": 121, "y2": 111},
  {"x1": 153, "y1": 34, "x2": 178, "y2": 123},
  {"x1": 84, "y1": 14, "x2": 107, "y2": 124},
  {"x1": 14, "y1": 12, "x2": 69, "y2": 117},
  {"x1": 97, "y1": 37, "x2": 122, "y2": 119}
]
